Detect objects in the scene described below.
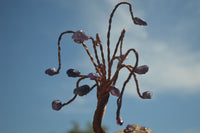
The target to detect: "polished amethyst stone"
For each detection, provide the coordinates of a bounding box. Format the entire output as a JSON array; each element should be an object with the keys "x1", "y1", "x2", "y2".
[
  {"x1": 88, "y1": 73, "x2": 99, "y2": 80},
  {"x1": 125, "y1": 124, "x2": 137, "y2": 132},
  {"x1": 135, "y1": 65, "x2": 149, "y2": 74},
  {"x1": 120, "y1": 54, "x2": 128, "y2": 60},
  {"x1": 140, "y1": 126, "x2": 146, "y2": 131},
  {"x1": 116, "y1": 116, "x2": 123, "y2": 126},
  {"x1": 52, "y1": 100, "x2": 62, "y2": 111},
  {"x1": 110, "y1": 86, "x2": 120, "y2": 97},
  {"x1": 134, "y1": 17, "x2": 147, "y2": 26},
  {"x1": 72, "y1": 30, "x2": 89, "y2": 43},
  {"x1": 66, "y1": 69, "x2": 80, "y2": 77},
  {"x1": 45, "y1": 68, "x2": 56, "y2": 76},
  {"x1": 74, "y1": 85, "x2": 90, "y2": 96},
  {"x1": 142, "y1": 91, "x2": 153, "y2": 99}
]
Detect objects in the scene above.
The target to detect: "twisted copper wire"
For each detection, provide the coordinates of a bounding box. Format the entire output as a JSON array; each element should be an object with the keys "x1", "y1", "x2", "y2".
[
  {"x1": 81, "y1": 42, "x2": 102, "y2": 76},
  {"x1": 97, "y1": 34, "x2": 107, "y2": 77},
  {"x1": 62, "y1": 94, "x2": 77, "y2": 107},
  {"x1": 88, "y1": 37, "x2": 101, "y2": 67},
  {"x1": 116, "y1": 48, "x2": 139, "y2": 118},
  {"x1": 107, "y1": 2, "x2": 136, "y2": 80},
  {"x1": 108, "y1": 28, "x2": 126, "y2": 80},
  {"x1": 56, "y1": 31, "x2": 74, "y2": 74},
  {"x1": 123, "y1": 65, "x2": 144, "y2": 98}
]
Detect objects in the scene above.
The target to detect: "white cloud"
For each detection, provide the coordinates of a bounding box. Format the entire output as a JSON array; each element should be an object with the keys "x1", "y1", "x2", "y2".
[
  {"x1": 60, "y1": 0, "x2": 200, "y2": 96},
  {"x1": 142, "y1": 40, "x2": 200, "y2": 94},
  {"x1": 104, "y1": 1, "x2": 200, "y2": 95},
  {"x1": 103, "y1": 39, "x2": 200, "y2": 98},
  {"x1": 177, "y1": 126, "x2": 200, "y2": 133}
]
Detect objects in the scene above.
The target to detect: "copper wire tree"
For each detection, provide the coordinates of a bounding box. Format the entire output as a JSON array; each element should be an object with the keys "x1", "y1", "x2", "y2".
[{"x1": 45, "y1": 2, "x2": 153, "y2": 133}]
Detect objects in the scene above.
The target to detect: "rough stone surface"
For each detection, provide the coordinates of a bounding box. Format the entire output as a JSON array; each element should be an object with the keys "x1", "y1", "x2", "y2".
[{"x1": 114, "y1": 124, "x2": 153, "y2": 133}]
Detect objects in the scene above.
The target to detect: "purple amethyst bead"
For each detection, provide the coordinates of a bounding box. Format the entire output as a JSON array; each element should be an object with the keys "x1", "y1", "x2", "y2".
[
  {"x1": 135, "y1": 65, "x2": 149, "y2": 74},
  {"x1": 142, "y1": 91, "x2": 153, "y2": 99},
  {"x1": 66, "y1": 69, "x2": 80, "y2": 77},
  {"x1": 74, "y1": 85, "x2": 90, "y2": 96},
  {"x1": 140, "y1": 126, "x2": 146, "y2": 131},
  {"x1": 88, "y1": 73, "x2": 99, "y2": 80},
  {"x1": 72, "y1": 30, "x2": 89, "y2": 43},
  {"x1": 110, "y1": 86, "x2": 120, "y2": 97},
  {"x1": 116, "y1": 116, "x2": 123, "y2": 126},
  {"x1": 120, "y1": 54, "x2": 128, "y2": 60},
  {"x1": 52, "y1": 100, "x2": 62, "y2": 111},
  {"x1": 134, "y1": 17, "x2": 147, "y2": 26},
  {"x1": 45, "y1": 68, "x2": 56, "y2": 76},
  {"x1": 125, "y1": 124, "x2": 137, "y2": 132}
]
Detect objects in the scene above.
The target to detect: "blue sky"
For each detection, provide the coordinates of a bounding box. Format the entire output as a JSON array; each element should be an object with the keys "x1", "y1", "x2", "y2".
[{"x1": 0, "y1": 0, "x2": 200, "y2": 133}]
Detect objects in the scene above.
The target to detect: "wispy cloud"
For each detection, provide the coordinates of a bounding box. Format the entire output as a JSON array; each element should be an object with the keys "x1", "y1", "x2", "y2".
[
  {"x1": 56, "y1": 0, "x2": 200, "y2": 96},
  {"x1": 141, "y1": 40, "x2": 200, "y2": 95},
  {"x1": 177, "y1": 126, "x2": 200, "y2": 133}
]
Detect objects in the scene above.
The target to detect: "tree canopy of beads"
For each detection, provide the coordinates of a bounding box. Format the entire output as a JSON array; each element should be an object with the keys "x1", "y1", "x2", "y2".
[{"x1": 45, "y1": 2, "x2": 153, "y2": 133}]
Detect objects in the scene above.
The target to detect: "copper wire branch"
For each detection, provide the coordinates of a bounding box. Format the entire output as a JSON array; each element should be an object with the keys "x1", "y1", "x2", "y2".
[
  {"x1": 116, "y1": 49, "x2": 139, "y2": 118},
  {"x1": 107, "y1": 2, "x2": 138, "y2": 80},
  {"x1": 56, "y1": 31, "x2": 75, "y2": 74}
]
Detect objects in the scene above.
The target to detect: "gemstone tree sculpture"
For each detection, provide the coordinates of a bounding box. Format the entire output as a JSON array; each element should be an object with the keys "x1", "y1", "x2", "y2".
[{"x1": 45, "y1": 2, "x2": 153, "y2": 133}]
